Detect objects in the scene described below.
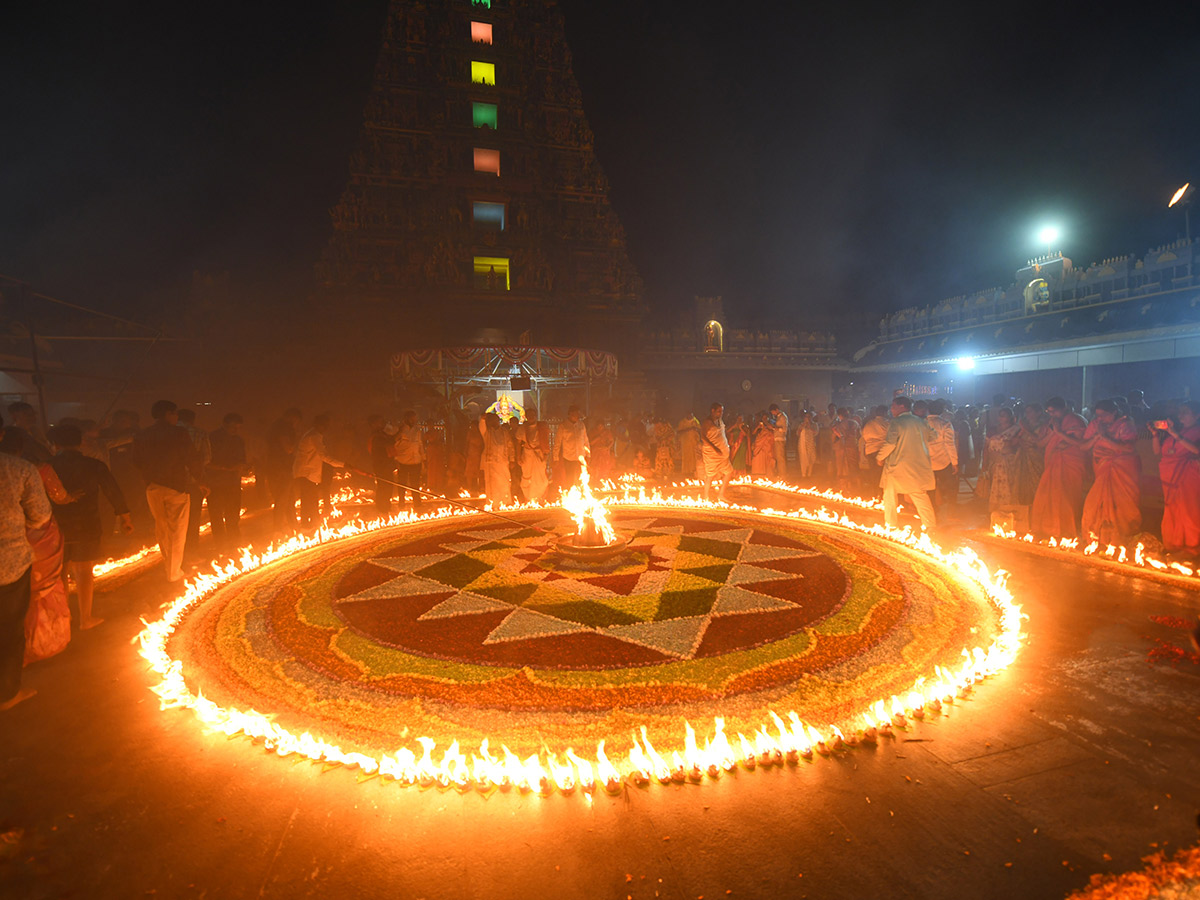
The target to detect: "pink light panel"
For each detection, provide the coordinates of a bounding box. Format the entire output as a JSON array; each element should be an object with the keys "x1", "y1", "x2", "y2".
[
  {"x1": 471, "y1": 21, "x2": 492, "y2": 44},
  {"x1": 474, "y1": 148, "x2": 500, "y2": 175}
]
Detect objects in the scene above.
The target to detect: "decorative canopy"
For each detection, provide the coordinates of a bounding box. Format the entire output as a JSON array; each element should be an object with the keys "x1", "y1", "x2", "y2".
[{"x1": 390, "y1": 346, "x2": 618, "y2": 388}]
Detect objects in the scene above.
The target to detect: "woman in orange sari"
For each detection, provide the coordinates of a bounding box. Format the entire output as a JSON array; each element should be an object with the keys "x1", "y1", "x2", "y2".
[
  {"x1": 1153, "y1": 402, "x2": 1200, "y2": 555},
  {"x1": 750, "y1": 412, "x2": 776, "y2": 477},
  {"x1": 25, "y1": 463, "x2": 74, "y2": 663},
  {"x1": 1030, "y1": 397, "x2": 1088, "y2": 539},
  {"x1": 1081, "y1": 399, "x2": 1141, "y2": 544}
]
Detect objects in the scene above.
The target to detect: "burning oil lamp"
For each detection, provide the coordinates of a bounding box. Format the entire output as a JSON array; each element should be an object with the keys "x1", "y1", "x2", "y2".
[{"x1": 554, "y1": 465, "x2": 632, "y2": 562}]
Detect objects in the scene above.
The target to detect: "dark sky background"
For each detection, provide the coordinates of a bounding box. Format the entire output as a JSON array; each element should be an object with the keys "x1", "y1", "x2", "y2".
[{"x1": 3, "y1": 0, "x2": 1199, "y2": 349}]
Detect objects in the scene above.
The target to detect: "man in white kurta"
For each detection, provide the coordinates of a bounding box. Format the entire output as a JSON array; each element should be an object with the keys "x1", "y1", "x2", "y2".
[
  {"x1": 876, "y1": 396, "x2": 936, "y2": 530},
  {"x1": 479, "y1": 413, "x2": 512, "y2": 505},
  {"x1": 700, "y1": 403, "x2": 735, "y2": 502}
]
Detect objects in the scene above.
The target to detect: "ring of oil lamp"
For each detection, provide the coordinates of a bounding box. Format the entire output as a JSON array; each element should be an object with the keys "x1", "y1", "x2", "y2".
[{"x1": 137, "y1": 497, "x2": 1023, "y2": 797}]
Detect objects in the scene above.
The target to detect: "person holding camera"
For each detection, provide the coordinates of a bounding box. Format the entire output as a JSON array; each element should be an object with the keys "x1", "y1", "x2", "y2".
[{"x1": 1152, "y1": 402, "x2": 1200, "y2": 556}]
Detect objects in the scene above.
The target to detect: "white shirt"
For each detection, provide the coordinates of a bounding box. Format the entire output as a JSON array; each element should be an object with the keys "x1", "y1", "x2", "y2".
[
  {"x1": 861, "y1": 416, "x2": 889, "y2": 458},
  {"x1": 394, "y1": 424, "x2": 425, "y2": 466},
  {"x1": 771, "y1": 411, "x2": 788, "y2": 442},
  {"x1": 557, "y1": 420, "x2": 590, "y2": 463},
  {"x1": 925, "y1": 415, "x2": 958, "y2": 470},
  {"x1": 293, "y1": 429, "x2": 344, "y2": 484}
]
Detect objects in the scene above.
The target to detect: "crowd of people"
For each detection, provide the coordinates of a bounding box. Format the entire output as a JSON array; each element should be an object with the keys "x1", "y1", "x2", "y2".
[
  {"x1": 328, "y1": 389, "x2": 1200, "y2": 560},
  {"x1": 4, "y1": 384, "x2": 1200, "y2": 712}
]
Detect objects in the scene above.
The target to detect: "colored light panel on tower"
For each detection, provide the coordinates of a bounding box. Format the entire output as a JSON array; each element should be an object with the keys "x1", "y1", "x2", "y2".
[
  {"x1": 471, "y1": 21, "x2": 492, "y2": 44},
  {"x1": 474, "y1": 148, "x2": 500, "y2": 176},
  {"x1": 474, "y1": 257, "x2": 510, "y2": 290},
  {"x1": 473, "y1": 201, "x2": 506, "y2": 230},
  {"x1": 472, "y1": 102, "x2": 498, "y2": 129},
  {"x1": 471, "y1": 61, "x2": 495, "y2": 85}
]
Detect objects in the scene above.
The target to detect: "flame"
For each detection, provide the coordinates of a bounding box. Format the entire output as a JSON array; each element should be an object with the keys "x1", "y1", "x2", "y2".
[
  {"x1": 986, "y1": 526, "x2": 1200, "y2": 586},
  {"x1": 565, "y1": 748, "x2": 595, "y2": 792},
  {"x1": 561, "y1": 463, "x2": 617, "y2": 545},
  {"x1": 547, "y1": 752, "x2": 576, "y2": 793},
  {"x1": 135, "y1": 487, "x2": 1026, "y2": 798},
  {"x1": 595, "y1": 740, "x2": 622, "y2": 791}
]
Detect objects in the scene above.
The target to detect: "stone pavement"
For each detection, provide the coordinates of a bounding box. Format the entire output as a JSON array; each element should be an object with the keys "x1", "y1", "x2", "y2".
[{"x1": 1, "y1": 502, "x2": 1198, "y2": 899}]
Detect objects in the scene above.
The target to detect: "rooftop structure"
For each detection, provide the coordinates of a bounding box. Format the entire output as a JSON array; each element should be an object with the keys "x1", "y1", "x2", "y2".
[{"x1": 855, "y1": 240, "x2": 1199, "y2": 379}]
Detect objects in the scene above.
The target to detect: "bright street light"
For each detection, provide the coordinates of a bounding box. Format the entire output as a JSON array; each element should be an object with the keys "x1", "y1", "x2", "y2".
[
  {"x1": 1169, "y1": 182, "x2": 1192, "y2": 278},
  {"x1": 1036, "y1": 224, "x2": 1061, "y2": 247}
]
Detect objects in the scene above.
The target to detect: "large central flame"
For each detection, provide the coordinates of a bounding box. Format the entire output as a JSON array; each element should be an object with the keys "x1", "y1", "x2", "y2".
[{"x1": 560, "y1": 464, "x2": 617, "y2": 546}]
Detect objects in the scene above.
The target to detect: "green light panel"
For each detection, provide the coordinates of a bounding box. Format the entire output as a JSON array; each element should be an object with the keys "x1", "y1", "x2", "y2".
[{"x1": 472, "y1": 102, "x2": 498, "y2": 129}]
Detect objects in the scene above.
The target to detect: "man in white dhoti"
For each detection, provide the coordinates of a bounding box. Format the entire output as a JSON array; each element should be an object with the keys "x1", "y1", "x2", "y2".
[
  {"x1": 876, "y1": 395, "x2": 936, "y2": 530},
  {"x1": 479, "y1": 413, "x2": 513, "y2": 505},
  {"x1": 700, "y1": 402, "x2": 735, "y2": 502},
  {"x1": 516, "y1": 406, "x2": 550, "y2": 503}
]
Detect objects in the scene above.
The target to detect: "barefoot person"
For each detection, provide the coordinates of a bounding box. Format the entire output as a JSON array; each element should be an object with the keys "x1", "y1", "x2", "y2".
[
  {"x1": 700, "y1": 402, "x2": 735, "y2": 502},
  {"x1": 0, "y1": 415, "x2": 52, "y2": 711},
  {"x1": 877, "y1": 396, "x2": 937, "y2": 531},
  {"x1": 1030, "y1": 397, "x2": 1088, "y2": 539},
  {"x1": 49, "y1": 424, "x2": 134, "y2": 629}
]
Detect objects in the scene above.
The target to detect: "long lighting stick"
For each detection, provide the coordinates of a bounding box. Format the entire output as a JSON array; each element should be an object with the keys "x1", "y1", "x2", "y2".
[{"x1": 347, "y1": 466, "x2": 556, "y2": 535}]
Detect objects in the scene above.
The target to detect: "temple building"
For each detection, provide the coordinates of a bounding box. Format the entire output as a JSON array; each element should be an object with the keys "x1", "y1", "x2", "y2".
[
  {"x1": 852, "y1": 240, "x2": 1200, "y2": 406},
  {"x1": 640, "y1": 297, "x2": 842, "y2": 419},
  {"x1": 315, "y1": 0, "x2": 643, "y2": 354}
]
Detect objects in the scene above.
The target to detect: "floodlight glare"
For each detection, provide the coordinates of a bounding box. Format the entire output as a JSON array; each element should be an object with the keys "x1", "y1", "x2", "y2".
[
  {"x1": 1169, "y1": 183, "x2": 1191, "y2": 208},
  {"x1": 956, "y1": 357, "x2": 976, "y2": 371},
  {"x1": 1036, "y1": 225, "x2": 1061, "y2": 246}
]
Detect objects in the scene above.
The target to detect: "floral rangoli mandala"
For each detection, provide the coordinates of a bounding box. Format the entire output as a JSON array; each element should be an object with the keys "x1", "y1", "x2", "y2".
[{"x1": 169, "y1": 508, "x2": 1003, "y2": 761}]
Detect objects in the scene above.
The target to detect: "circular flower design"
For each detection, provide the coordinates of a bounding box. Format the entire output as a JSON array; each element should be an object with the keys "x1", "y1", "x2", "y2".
[{"x1": 169, "y1": 508, "x2": 1001, "y2": 761}]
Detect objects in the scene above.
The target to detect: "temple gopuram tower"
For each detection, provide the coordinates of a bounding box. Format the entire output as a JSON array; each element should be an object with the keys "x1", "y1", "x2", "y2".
[{"x1": 316, "y1": 0, "x2": 644, "y2": 353}]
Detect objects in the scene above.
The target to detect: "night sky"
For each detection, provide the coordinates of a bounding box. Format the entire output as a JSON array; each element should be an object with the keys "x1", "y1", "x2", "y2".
[{"x1": 3, "y1": 0, "x2": 1198, "y2": 348}]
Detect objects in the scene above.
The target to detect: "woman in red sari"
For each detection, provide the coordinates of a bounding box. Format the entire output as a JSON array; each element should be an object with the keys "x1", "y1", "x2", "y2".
[
  {"x1": 1153, "y1": 401, "x2": 1200, "y2": 555},
  {"x1": 1081, "y1": 399, "x2": 1141, "y2": 544},
  {"x1": 1030, "y1": 397, "x2": 1088, "y2": 539}
]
